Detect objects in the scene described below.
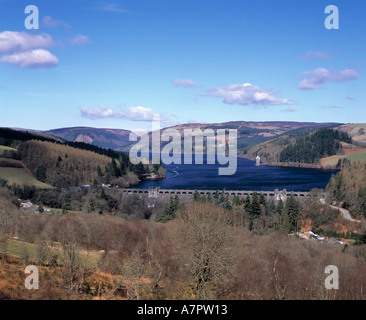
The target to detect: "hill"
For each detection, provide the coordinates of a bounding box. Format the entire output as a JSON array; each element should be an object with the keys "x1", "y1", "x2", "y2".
[
  {"x1": 165, "y1": 121, "x2": 340, "y2": 152},
  {"x1": 0, "y1": 128, "x2": 166, "y2": 189},
  {"x1": 279, "y1": 128, "x2": 352, "y2": 163},
  {"x1": 17, "y1": 140, "x2": 113, "y2": 187},
  {"x1": 327, "y1": 160, "x2": 366, "y2": 218},
  {"x1": 320, "y1": 142, "x2": 366, "y2": 168},
  {"x1": 44, "y1": 127, "x2": 133, "y2": 151},
  {"x1": 0, "y1": 145, "x2": 16, "y2": 155},
  {"x1": 7, "y1": 128, "x2": 64, "y2": 143},
  {"x1": 336, "y1": 123, "x2": 366, "y2": 146},
  {"x1": 0, "y1": 157, "x2": 52, "y2": 189},
  {"x1": 245, "y1": 127, "x2": 362, "y2": 169},
  {"x1": 43, "y1": 121, "x2": 341, "y2": 153}
]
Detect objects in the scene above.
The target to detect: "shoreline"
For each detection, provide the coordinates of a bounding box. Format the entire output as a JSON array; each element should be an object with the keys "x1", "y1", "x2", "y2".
[{"x1": 239, "y1": 155, "x2": 340, "y2": 171}]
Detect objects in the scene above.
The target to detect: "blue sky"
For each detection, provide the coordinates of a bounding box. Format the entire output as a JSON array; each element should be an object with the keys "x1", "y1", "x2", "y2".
[{"x1": 0, "y1": 0, "x2": 365, "y2": 131}]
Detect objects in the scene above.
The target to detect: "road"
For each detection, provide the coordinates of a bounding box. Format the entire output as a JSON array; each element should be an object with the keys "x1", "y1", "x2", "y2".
[{"x1": 320, "y1": 199, "x2": 361, "y2": 223}]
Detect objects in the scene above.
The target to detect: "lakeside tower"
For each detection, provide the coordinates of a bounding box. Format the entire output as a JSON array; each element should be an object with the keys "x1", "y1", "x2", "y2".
[{"x1": 256, "y1": 155, "x2": 261, "y2": 167}]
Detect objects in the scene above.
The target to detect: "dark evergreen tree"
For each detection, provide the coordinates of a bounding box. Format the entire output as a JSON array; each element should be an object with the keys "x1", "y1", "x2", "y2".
[
  {"x1": 285, "y1": 195, "x2": 301, "y2": 232},
  {"x1": 213, "y1": 190, "x2": 220, "y2": 204},
  {"x1": 279, "y1": 128, "x2": 352, "y2": 164},
  {"x1": 193, "y1": 190, "x2": 201, "y2": 202},
  {"x1": 36, "y1": 165, "x2": 46, "y2": 182},
  {"x1": 276, "y1": 199, "x2": 284, "y2": 215},
  {"x1": 268, "y1": 200, "x2": 276, "y2": 216},
  {"x1": 110, "y1": 159, "x2": 120, "y2": 177},
  {"x1": 133, "y1": 162, "x2": 145, "y2": 180},
  {"x1": 232, "y1": 195, "x2": 240, "y2": 206},
  {"x1": 244, "y1": 195, "x2": 251, "y2": 215},
  {"x1": 250, "y1": 193, "x2": 261, "y2": 218},
  {"x1": 96, "y1": 164, "x2": 103, "y2": 178},
  {"x1": 259, "y1": 193, "x2": 266, "y2": 206},
  {"x1": 156, "y1": 195, "x2": 181, "y2": 223},
  {"x1": 358, "y1": 188, "x2": 366, "y2": 218},
  {"x1": 281, "y1": 210, "x2": 290, "y2": 234}
]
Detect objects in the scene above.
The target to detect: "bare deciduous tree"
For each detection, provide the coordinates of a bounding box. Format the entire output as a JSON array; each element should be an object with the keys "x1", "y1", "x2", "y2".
[{"x1": 173, "y1": 202, "x2": 241, "y2": 299}]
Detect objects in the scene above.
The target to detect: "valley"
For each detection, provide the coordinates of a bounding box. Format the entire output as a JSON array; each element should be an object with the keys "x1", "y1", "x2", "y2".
[{"x1": 1, "y1": 122, "x2": 366, "y2": 301}]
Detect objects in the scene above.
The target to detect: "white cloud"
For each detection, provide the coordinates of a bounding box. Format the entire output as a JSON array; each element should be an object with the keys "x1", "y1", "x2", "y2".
[
  {"x1": 298, "y1": 68, "x2": 358, "y2": 90},
  {"x1": 206, "y1": 83, "x2": 295, "y2": 106},
  {"x1": 80, "y1": 106, "x2": 118, "y2": 119},
  {"x1": 42, "y1": 16, "x2": 71, "y2": 29},
  {"x1": 0, "y1": 49, "x2": 58, "y2": 68},
  {"x1": 173, "y1": 78, "x2": 200, "y2": 88},
  {"x1": 0, "y1": 31, "x2": 58, "y2": 68},
  {"x1": 126, "y1": 106, "x2": 163, "y2": 121},
  {"x1": 0, "y1": 31, "x2": 54, "y2": 53},
  {"x1": 80, "y1": 105, "x2": 165, "y2": 121},
  {"x1": 68, "y1": 35, "x2": 91, "y2": 46}
]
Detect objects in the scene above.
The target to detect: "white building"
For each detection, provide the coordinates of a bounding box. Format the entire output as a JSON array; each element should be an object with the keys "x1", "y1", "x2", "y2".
[{"x1": 256, "y1": 155, "x2": 261, "y2": 166}]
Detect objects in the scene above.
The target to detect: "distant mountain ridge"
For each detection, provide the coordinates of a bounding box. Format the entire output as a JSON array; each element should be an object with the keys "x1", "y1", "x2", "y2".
[
  {"x1": 44, "y1": 127, "x2": 133, "y2": 151},
  {"x1": 43, "y1": 121, "x2": 340, "y2": 153},
  {"x1": 245, "y1": 124, "x2": 366, "y2": 169}
]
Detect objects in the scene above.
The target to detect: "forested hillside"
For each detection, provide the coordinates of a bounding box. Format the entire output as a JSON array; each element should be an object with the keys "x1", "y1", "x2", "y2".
[
  {"x1": 0, "y1": 128, "x2": 166, "y2": 189},
  {"x1": 279, "y1": 128, "x2": 352, "y2": 163},
  {"x1": 327, "y1": 161, "x2": 366, "y2": 218},
  {"x1": 0, "y1": 127, "x2": 128, "y2": 159},
  {"x1": 17, "y1": 140, "x2": 112, "y2": 187},
  {"x1": 246, "y1": 127, "x2": 354, "y2": 168}
]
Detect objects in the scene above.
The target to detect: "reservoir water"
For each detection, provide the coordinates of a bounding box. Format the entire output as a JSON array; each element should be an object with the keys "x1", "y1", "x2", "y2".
[{"x1": 136, "y1": 157, "x2": 337, "y2": 191}]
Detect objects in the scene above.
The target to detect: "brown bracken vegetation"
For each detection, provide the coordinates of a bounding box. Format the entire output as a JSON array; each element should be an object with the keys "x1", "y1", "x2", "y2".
[{"x1": 1, "y1": 194, "x2": 366, "y2": 300}]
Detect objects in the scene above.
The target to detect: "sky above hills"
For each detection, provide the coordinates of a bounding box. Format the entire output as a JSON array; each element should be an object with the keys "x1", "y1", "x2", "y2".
[{"x1": 1, "y1": 0, "x2": 365, "y2": 131}]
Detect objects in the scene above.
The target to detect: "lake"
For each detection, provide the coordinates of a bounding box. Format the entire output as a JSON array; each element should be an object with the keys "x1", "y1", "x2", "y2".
[{"x1": 136, "y1": 156, "x2": 337, "y2": 191}]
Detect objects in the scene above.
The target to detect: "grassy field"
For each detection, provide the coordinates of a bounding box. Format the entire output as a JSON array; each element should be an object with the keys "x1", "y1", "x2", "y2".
[
  {"x1": 0, "y1": 238, "x2": 102, "y2": 268},
  {"x1": 321, "y1": 152, "x2": 366, "y2": 167},
  {"x1": 0, "y1": 145, "x2": 16, "y2": 155},
  {"x1": 0, "y1": 238, "x2": 38, "y2": 259},
  {"x1": 0, "y1": 166, "x2": 53, "y2": 189},
  {"x1": 320, "y1": 155, "x2": 344, "y2": 167},
  {"x1": 347, "y1": 150, "x2": 366, "y2": 163},
  {"x1": 320, "y1": 141, "x2": 366, "y2": 167}
]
